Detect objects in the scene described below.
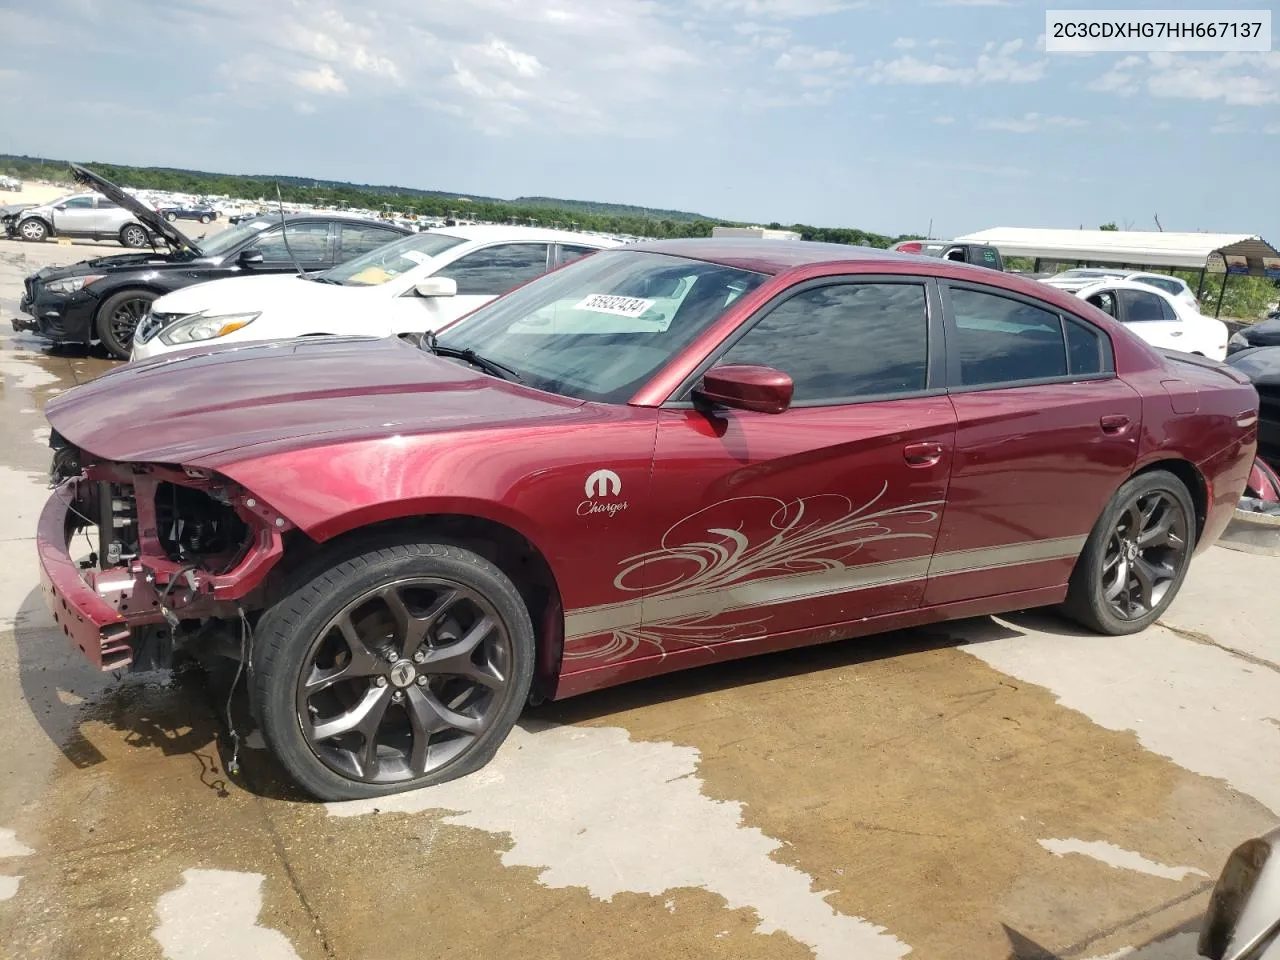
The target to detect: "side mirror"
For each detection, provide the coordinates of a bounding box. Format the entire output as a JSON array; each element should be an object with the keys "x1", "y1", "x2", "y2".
[
  {"x1": 415, "y1": 277, "x2": 457, "y2": 298},
  {"x1": 238, "y1": 249, "x2": 264, "y2": 265},
  {"x1": 694, "y1": 364, "x2": 793, "y2": 414},
  {"x1": 1199, "y1": 826, "x2": 1280, "y2": 960},
  {"x1": 53, "y1": 204, "x2": 67, "y2": 211}
]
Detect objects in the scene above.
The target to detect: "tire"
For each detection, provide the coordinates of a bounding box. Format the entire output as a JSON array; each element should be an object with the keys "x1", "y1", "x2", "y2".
[
  {"x1": 164, "y1": 211, "x2": 178, "y2": 222},
  {"x1": 95, "y1": 289, "x2": 157, "y2": 359},
  {"x1": 119, "y1": 223, "x2": 148, "y2": 248},
  {"x1": 253, "y1": 540, "x2": 535, "y2": 801},
  {"x1": 18, "y1": 218, "x2": 48, "y2": 242},
  {"x1": 199, "y1": 214, "x2": 211, "y2": 224},
  {"x1": 1061, "y1": 469, "x2": 1196, "y2": 635}
]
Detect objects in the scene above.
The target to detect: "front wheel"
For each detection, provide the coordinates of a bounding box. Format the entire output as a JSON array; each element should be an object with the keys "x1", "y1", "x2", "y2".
[
  {"x1": 1061, "y1": 469, "x2": 1196, "y2": 635},
  {"x1": 18, "y1": 218, "x2": 48, "y2": 242},
  {"x1": 199, "y1": 214, "x2": 211, "y2": 224},
  {"x1": 164, "y1": 211, "x2": 178, "y2": 222},
  {"x1": 253, "y1": 540, "x2": 535, "y2": 801},
  {"x1": 95, "y1": 289, "x2": 157, "y2": 359}
]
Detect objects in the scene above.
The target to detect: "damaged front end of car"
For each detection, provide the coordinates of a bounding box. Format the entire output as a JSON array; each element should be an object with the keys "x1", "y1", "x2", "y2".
[{"x1": 39, "y1": 434, "x2": 291, "y2": 672}]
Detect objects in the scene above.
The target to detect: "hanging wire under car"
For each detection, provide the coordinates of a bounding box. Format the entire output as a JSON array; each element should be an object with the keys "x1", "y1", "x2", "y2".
[{"x1": 224, "y1": 606, "x2": 254, "y2": 777}]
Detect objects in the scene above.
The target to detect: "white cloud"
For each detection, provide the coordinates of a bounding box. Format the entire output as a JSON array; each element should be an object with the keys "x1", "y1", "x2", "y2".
[
  {"x1": 695, "y1": 0, "x2": 858, "y2": 16},
  {"x1": 774, "y1": 46, "x2": 852, "y2": 72},
  {"x1": 978, "y1": 111, "x2": 1087, "y2": 132},
  {"x1": 871, "y1": 38, "x2": 1044, "y2": 85},
  {"x1": 892, "y1": 37, "x2": 916, "y2": 50},
  {"x1": 933, "y1": 115, "x2": 955, "y2": 124},
  {"x1": 1266, "y1": 122, "x2": 1280, "y2": 135},
  {"x1": 292, "y1": 64, "x2": 346, "y2": 94},
  {"x1": 1088, "y1": 52, "x2": 1279, "y2": 107}
]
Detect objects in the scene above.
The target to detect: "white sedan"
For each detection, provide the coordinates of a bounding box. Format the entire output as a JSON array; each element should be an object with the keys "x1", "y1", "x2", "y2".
[
  {"x1": 131, "y1": 225, "x2": 621, "y2": 361},
  {"x1": 1073, "y1": 279, "x2": 1228, "y2": 360},
  {"x1": 1042, "y1": 269, "x2": 1199, "y2": 311}
]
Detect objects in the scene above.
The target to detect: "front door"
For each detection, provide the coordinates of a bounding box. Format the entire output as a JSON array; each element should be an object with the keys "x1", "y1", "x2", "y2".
[
  {"x1": 923, "y1": 281, "x2": 1142, "y2": 606},
  {"x1": 248, "y1": 221, "x2": 335, "y2": 272},
  {"x1": 51, "y1": 196, "x2": 98, "y2": 236},
  {"x1": 637, "y1": 278, "x2": 956, "y2": 662}
]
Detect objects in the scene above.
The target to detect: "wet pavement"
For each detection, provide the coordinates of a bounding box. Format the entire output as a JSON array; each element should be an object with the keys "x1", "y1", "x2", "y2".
[{"x1": 0, "y1": 232, "x2": 1277, "y2": 959}]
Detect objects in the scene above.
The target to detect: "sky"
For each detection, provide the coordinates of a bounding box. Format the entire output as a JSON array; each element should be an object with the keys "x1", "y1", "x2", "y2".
[{"x1": 0, "y1": 0, "x2": 1276, "y2": 238}]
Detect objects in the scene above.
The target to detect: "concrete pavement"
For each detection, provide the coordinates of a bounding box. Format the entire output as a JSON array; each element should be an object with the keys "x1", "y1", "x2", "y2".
[{"x1": 0, "y1": 233, "x2": 1276, "y2": 959}]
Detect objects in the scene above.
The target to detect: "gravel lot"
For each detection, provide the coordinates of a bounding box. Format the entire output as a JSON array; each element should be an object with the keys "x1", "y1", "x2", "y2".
[{"x1": 0, "y1": 233, "x2": 1276, "y2": 960}]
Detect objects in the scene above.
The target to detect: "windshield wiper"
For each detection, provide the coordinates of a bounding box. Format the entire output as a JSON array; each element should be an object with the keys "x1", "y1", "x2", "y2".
[
  {"x1": 305, "y1": 275, "x2": 344, "y2": 285},
  {"x1": 420, "y1": 331, "x2": 524, "y2": 383}
]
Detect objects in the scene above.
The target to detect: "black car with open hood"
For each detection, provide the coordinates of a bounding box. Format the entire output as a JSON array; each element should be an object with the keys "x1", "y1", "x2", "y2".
[{"x1": 11, "y1": 164, "x2": 412, "y2": 358}]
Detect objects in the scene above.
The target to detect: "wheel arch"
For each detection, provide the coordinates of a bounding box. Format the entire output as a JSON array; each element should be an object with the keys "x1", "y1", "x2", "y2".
[
  {"x1": 1131, "y1": 457, "x2": 1208, "y2": 541},
  {"x1": 19, "y1": 214, "x2": 52, "y2": 234},
  {"x1": 274, "y1": 510, "x2": 567, "y2": 703}
]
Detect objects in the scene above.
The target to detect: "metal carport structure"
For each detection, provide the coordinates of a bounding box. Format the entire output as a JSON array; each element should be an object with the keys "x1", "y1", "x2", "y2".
[{"x1": 954, "y1": 227, "x2": 1280, "y2": 316}]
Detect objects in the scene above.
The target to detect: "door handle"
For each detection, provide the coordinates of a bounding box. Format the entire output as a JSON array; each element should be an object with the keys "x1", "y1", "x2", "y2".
[
  {"x1": 903, "y1": 441, "x2": 944, "y2": 466},
  {"x1": 1100, "y1": 414, "x2": 1132, "y2": 435},
  {"x1": 1169, "y1": 331, "x2": 1183, "y2": 337}
]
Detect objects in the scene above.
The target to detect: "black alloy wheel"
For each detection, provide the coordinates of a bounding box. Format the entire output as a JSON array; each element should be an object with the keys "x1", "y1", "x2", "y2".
[
  {"x1": 254, "y1": 541, "x2": 535, "y2": 801},
  {"x1": 1062, "y1": 469, "x2": 1196, "y2": 634},
  {"x1": 95, "y1": 289, "x2": 156, "y2": 359}
]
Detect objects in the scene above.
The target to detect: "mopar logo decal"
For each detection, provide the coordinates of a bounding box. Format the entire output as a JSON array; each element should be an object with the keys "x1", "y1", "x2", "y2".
[{"x1": 584, "y1": 469, "x2": 622, "y2": 499}]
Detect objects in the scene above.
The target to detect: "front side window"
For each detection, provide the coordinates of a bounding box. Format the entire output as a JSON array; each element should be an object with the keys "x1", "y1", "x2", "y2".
[
  {"x1": 198, "y1": 217, "x2": 276, "y2": 257},
  {"x1": 1087, "y1": 291, "x2": 1118, "y2": 318},
  {"x1": 319, "y1": 231, "x2": 467, "y2": 286},
  {"x1": 717, "y1": 282, "x2": 929, "y2": 403},
  {"x1": 438, "y1": 244, "x2": 551, "y2": 296},
  {"x1": 63, "y1": 196, "x2": 94, "y2": 209},
  {"x1": 1119, "y1": 289, "x2": 1166, "y2": 323},
  {"x1": 436, "y1": 250, "x2": 766, "y2": 403},
  {"x1": 949, "y1": 287, "x2": 1068, "y2": 386},
  {"x1": 252, "y1": 222, "x2": 331, "y2": 261}
]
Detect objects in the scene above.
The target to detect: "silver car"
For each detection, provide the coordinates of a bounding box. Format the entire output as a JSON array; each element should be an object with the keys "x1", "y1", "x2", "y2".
[{"x1": 5, "y1": 192, "x2": 154, "y2": 248}]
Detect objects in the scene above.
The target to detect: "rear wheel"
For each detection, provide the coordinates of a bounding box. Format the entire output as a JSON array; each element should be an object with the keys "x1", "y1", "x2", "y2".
[
  {"x1": 1061, "y1": 469, "x2": 1195, "y2": 635},
  {"x1": 95, "y1": 289, "x2": 157, "y2": 359},
  {"x1": 253, "y1": 540, "x2": 535, "y2": 801},
  {"x1": 199, "y1": 214, "x2": 212, "y2": 224},
  {"x1": 18, "y1": 218, "x2": 48, "y2": 242},
  {"x1": 119, "y1": 223, "x2": 148, "y2": 248}
]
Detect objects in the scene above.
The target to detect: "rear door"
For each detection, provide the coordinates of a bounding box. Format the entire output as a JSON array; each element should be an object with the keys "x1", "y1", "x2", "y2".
[
  {"x1": 923, "y1": 281, "x2": 1141, "y2": 606},
  {"x1": 635, "y1": 276, "x2": 957, "y2": 660},
  {"x1": 1116, "y1": 287, "x2": 1186, "y2": 351}
]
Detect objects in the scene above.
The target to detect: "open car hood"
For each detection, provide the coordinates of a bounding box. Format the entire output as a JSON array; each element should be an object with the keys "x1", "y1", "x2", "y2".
[{"x1": 70, "y1": 163, "x2": 199, "y2": 253}]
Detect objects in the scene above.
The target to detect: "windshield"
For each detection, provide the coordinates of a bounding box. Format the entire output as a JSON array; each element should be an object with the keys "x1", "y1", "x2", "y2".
[
  {"x1": 436, "y1": 250, "x2": 767, "y2": 403},
  {"x1": 320, "y1": 231, "x2": 467, "y2": 286},
  {"x1": 198, "y1": 217, "x2": 277, "y2": 257}
]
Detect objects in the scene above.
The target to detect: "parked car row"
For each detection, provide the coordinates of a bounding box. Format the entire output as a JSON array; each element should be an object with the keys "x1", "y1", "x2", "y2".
[{"x1": 0, "y1": 174, "x2": 21, "y2": 192}]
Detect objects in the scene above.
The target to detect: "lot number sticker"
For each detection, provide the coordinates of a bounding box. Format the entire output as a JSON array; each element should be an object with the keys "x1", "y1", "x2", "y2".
[{"x1": 576, "y1": 294, "x2": 654, "y2": 318}]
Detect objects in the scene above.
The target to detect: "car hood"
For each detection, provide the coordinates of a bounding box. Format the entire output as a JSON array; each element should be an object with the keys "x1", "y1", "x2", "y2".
[
  {"x1": 33, "y1": 250, "x2": 200, "y2": 282},
  {"x1": 1240, "y1": 317, "x2": 1280, "y2": 349},
  {"x1": 0, "y1": 202, "x2": 34, "y2": 219},
  {"x1": 152, "y1": 272, "x2": 359, "y2": 315},
  {"x1": 71, "y1": 163, "x2": 198, "y2": 254},
  {"x1": 44, "y1": 335, "x2": 585, "y2": 466}
]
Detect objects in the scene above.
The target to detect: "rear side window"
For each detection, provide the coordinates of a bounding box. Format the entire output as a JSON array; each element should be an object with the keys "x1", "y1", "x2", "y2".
[
  {"x1": 1158, "y1": 296, "x2": 1178, "y2": 322},
  {"x1": 1087, "y1": 291, "x2": 1118, "y2": 318},
  {"x1": 949, "y1": 287, "x2": 1067, "y2": 386},
  {"x1": 1120, "y1": 289, "x2": 1165, "y2": 323},
  {"x1": 555, "y1": 244, "x2": 599, "y2": 267},
  {"x1": 718, "y1": 282, "x2": 929, "y2": 403},
  {"x1": 1064, "y1": 318, "x2": 1105, "y2": 375}
]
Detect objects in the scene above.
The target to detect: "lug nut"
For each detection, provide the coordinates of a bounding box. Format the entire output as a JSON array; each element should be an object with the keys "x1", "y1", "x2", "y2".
[
  {"x1": 415, "y1": 675, "x2": 428, "y2": 686},
  {"x1": 374, "y1": 676, "x2": 388, "y2": 687},
  {"x1": 412, "y1": 650, "x2": 426, "y2": 664},
  {"x1": 386, "y1": 650, "x2": 399, "y2": 662},
  {"x1": 392, "y1": 691, "x2": 403, "y2": 703}
]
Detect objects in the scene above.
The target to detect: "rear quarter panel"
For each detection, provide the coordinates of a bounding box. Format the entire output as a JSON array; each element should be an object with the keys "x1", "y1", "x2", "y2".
[{"x1": 1127, "y1": 360, "x2": 1258, "y2": 550}]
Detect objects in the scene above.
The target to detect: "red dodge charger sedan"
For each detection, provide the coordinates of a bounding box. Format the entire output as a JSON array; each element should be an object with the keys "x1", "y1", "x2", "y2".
[{"x1": 38, "y1": 239, "x2": 1259, "y2": 799}]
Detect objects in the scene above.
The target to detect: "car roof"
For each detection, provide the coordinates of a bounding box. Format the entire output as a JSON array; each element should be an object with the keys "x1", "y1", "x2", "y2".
[
  {"x1": 428, "y1": 224, "x2": 621, "y2": 246},
  {"x1": 1074, "y1": 279, "x2": 1182, "y2": 301},
  {"x1": 624, "y1": 238, "x2": 928, "y2": 275}
]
